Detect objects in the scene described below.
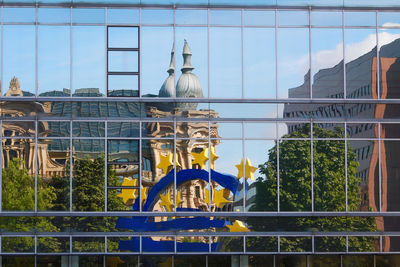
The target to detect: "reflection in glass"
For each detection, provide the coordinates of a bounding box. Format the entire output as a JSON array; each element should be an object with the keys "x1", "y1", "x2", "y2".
[
  {"x1": 38, "y1": 8, "x2": 70, "y2": 23},
  {"x1": 349, "y1": 140, "x2": 379, "y2": 212},
  {"x1": 175, "y1": 9, "x2": 207, "y2": 25},
  {"x1": 276, "y1": 255, "x2": 307, "y2": 267},
  {"x1": 141, "y1": 9, "x2": 173, "y2": 24},
  {"x1": 245, "y1": 140, "x2": 276, "y2": 212},
  {"x1": 278, "y1": 28, "x2": 309, "y2": 98},
  {"x1": 312, "y1": 28, "x2": 344, "y2": 98},
  {"x1": 345, "y1": 11, "x2": 376, "y2": 27},
  {"x1": 108, "y1": 51, "x2": 139, "y2": 72},
  {"x1": 315, "y1": 236, "x2": 346, "y2": 252},
  {"x1": 278, "y1": 10, "x2": 308, "y2": 26},
  {"x1": 311, "y1": 11, "x2": 342, "y2": 26},
  {"x1": 176, "y1": 27, "x2": 208, "y2": 97},
  {"x1": 73, "y1": 26, "x2": 106, "y2": 96},
  {"x1": 38, "y1": 139, "x2": 70, "y2": 211},
  {"x1": 108, "y1": 27, "x2": 138, "y2": 48},
  {"x1": 244, "y1": 10, "x2": 275, "y2": 26},
  {"x1": 72, "y1": 237, "x2": 105, "y2": 252},
  {"x1": 345, "y1": 29, "x2": 376, "y2": 99},
  {"x1": 3, "y1": 7, "x2": 35, "y2": 23},
  {"x1": 209, "y1": 10, "x2": 241, "y2": 26},
  {"x1": 4, "y1": 26, "x2": 36, "y2": 96},
  {"x1": 244, "y1": 28, "x2": 275, "y2": 98},
  {"x1": 72, "y1": 139, "x2": 105, "y2": 211},
  {"x1": 210, "y1": 28, "x2": 242, "y2": 98},
  {"x1": 141, "y1": 27, "x2": 174, "y2": 96},
  {"x1": 246, "y1": 236, "x2": 278, "y2": 252},
  {"x1": 2, "y1": 237, "x2": 35, "y2": 253},
  {"x1": 39, "y1": 26, "x2": 70, "y2": 96},
  {"x1": 107, "y1": 8, "x2": 139, "y2": 24},
  {"x1": 72, "y1": 8, "x2": 105, "y2": 24}
]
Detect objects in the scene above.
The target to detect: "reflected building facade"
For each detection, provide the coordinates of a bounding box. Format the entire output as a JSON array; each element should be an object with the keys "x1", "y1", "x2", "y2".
[{"x1": 2, "y1": 2, "x2": 400, "y2": 267}]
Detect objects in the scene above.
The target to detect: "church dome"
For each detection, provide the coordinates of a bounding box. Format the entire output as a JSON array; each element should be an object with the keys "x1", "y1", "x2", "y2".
[
  {"x1": 159, "y1": 45, "x2": 176, "y2": 98},
  {"x1": 176, "y1": 40, "x2": 203, "y2": 110}
]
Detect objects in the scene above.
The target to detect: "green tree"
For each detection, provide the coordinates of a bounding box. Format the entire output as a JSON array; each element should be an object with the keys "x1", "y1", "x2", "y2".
[
  {"x1": 249, "y1": 125, "x2": 377, "y2": 256},
  {"x1": 1, "y1": 158, "x2": 59, "y2": 254}
]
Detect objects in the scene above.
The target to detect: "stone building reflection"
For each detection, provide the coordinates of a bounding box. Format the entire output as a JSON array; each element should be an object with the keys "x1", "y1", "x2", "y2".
[
  {"x1": 1, "y1": 40, "x2": 232, "y2": 215},
  {"x1": 283, "y1": 37, "x2": 400, "y2": 251}
]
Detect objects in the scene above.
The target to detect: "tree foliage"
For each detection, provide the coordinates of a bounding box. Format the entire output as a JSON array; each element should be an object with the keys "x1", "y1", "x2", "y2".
[{"x1": 249, "y1": 125, "x2": 377, "y2": 253}]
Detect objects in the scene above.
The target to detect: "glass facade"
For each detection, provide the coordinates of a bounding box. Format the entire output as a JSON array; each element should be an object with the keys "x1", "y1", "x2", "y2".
[{"x1": 1, "y1": 1, "x2": 400, "y2": 266}]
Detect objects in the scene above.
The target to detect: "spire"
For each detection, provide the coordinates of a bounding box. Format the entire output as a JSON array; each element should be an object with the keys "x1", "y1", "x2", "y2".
[
  {"x1": 181, "y1": 39, "x2": 194, "y2": 73},
  {"x1": 167, "y1": 43, "x2": 175, "y2": 75}
]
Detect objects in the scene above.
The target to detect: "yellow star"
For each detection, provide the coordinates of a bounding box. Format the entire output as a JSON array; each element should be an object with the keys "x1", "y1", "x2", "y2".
[
  {"x1": 157, "y1": 152, "x2": 174, "y2": 174},
  {"x1": 176, "y1": 191, "x2": 184, "y2": 207},
  {"x1": 160, "y1": 190, "x2": 174, "y2": 212},
  {"x1": 235, "y1": 158, "x2": 258, "y2": 181},
  {"x1": 141, "y1": 186, "x2": 148, "y2": 204},
  {"x1": 106, "y1": 256, "x2": 124, "y2": 267},
  {"x1": 212, "y1": 188, "x2": 232, "y2": 208},
  {"x1": 226, "y1": 220, "x2": 250, "y2": 232},
  {"x1": 117, "y1": 178, "x2": 138, "y2": 205},
  {"x1": 191, "y1": 148, "x2": 209, "y2": 169},
  {"x1": 210, "y1": 146, "x2": 219, "y2": 169}
]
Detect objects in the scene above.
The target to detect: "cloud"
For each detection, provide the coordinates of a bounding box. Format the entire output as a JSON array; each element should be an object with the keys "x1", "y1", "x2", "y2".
[{"x1": 381, "y1": 22, "x2": 400, "y2": 28}]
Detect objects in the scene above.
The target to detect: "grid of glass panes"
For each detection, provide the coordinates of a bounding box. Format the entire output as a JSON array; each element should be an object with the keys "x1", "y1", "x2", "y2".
[{"x1": 1, "y1": 4, "x2": 400, "y2": 264}]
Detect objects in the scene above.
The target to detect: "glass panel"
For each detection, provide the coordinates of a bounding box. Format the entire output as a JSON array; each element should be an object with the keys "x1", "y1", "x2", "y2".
[
  {"x1": 213, "y1": 122, "x2": 242, "y2": 139},
  {"x1": 208, "y1": 256, "x2": 231, "y2": 267},
  {"x1": 72, "y1": 237, "x2": 105, "y2": 252},
  {"x1": 3, "y1": 8, "x2": 35, "y2": 23},
  {"x1": 141, "y1": 27, "x2": 174, "y2": 96},
  {"x1": 312, "y1": 28, "x2": 344, "y2": 98},
  {"x1": 2, "y1": 121, "x2": 35, "y2": 137},
  {"x1": 345, "y1": 29, "x2": 377, "y2": 99},
  {"x1": 38, "y1": 8, "x2": 70, "y2": 23},
  {"x1": 210, "y1": 10, "x2": 241, "y2": 26},
  {"x1": 246, "y1": 236, "x2": 278, "y2": 252},
  {"x1": 72, "y1": 26, "x2": 106, "y2": 96},
  {"x1": 141, "y1": 256, "x2": 172, "y2": 266},
  {"x1": 278, "y1": 10, "x2": 309, "y2": 26},
  {"x1": 244, "y1": 28, "x2": 276, "y2": 98},
  {"x1": 175, "y1": 27, "x2": 208, "y2": 97},
  {"x1": 376, "y1": 255, "x2": 400, "y2": 266},
  {"x1": 348, "y1": 236, "x2": 380, "y2": 252},
  {"x1": 280, "y1": 237, "x2": 312, "y2": 252},
  {"x1": 280, "y1": 140, "x2": 311, "y2": 211},
  {"x1": 2, "y1": 256, "x2": 34, "y2": 267},
  {"x1": 2, "y1": 237, "x2": 34, "y2": 252},
  {"x1": 314, "y1": 140, "x2": 346, "y2": 211},
  {"x1": 378, "y1": 12, "x2": 400, "y2": 27},
  {"x1": 38, "y1": 26, "x2": 70, "y2": 96},
  {"x1": 278, "y1": 28, "x2": 310, "y2": 98},
  {"x1": 310, "y1": 255, "x2": 342, "y2": 266},
  {"x1": 347, "y1": 123, "x2": 377, "y2": 138},
  {"x1": 72, "y1": 139, "x2": 105, "y2": 211},
  {"x1": 176, "y1": 9, "x2": 207, "y2": 25},
  {"x1": 108, "y1": 27, "x2": 138, "y2": 48},
  {"x1": 345, "y1": 11, "x2": 376, "y2": 27},
  {"x1": 210, "y1": 103, "x2": 277, "y2": 119},
  {"x1": 381, "y1": 141, "x2": 400, "y2": 212},
  {"x1": 72, "y1": 8, "x2": 105, "y2": 24},
  {"x1": 249, "y1": 256, "x2": 274, "y2": 267},
  {"x1": 142, "y1": 236, "x2": 174, "y2": 252},
  {"x1": 244, "y1": 10, "x2": 275, "y2": 26},
  {"x1": 348, "y1": 140, "x2": 379, "y2": 211},
  {"x1": 276, "y1": 255, "x2": 307, "y2": 267},
  {"x1": 379, "y1": 29, "x2": 400, "y2": 99},
  {"x1": 212, "y1": 236, "x2": 243, "y2": 252},
  {"x1": 142, "y1": 139, "x2": 175, "y2": 212},
  {"x1": 108, "y1": 51, "x2": 138, "y2": 72},
  {"x1": 141, "y1": 9, "x2": 173, "y2": 24},
  {"x1": 108, "y1": 122, "x2": 139, "y2": 137},
  {"x1": 107, "y1": 8, "x2": 139, "y2": 25},
  {"x1": 245, "y1": 123, "x2": 276, "y2": 139},
  {"x1": 38, "y1": 121, "x2": 70, "y2": 137},
  {"x1": 108, "y1": 75, "x2": 139, "y2": 96},
  {"x1": 311, "y1": 11, "x2": 342, "y2": 26},
  {"x1": 36, "y1": 101, "x2": 72, "y2": 118},
  {"x1": 38, "y1": 139, "x2": 70, "y2": 211},
  {"x1": 246, "y1": 140, "x2": 277, "y2": 211},
  {"x1": 210, "y1": 27, "x2": 242, "y2": 98},
  {"x1": 72, "y1": 122, "x2": 105, "y2": 137},
  {"x1": 2, "y1": 138, "x2": 35, "y2": 211},
  {"x1": 37, "y1": 256, "x2": 65, "y2": 266},
  {"x1": 3, "y1": 25, "x2": 35, "y2": 97},
  {"x1": 176, "y1": 237, "x2": 209, "y2": 253},
  {"x1": 37, "y1": 237, "x2": 70, "y2": 253},
  {"x1": 106, "y1": 255, "x2": 138, "y2": 265},
  {"x1": 107, "y1": 237, "x2": 139, "y2": 252},
  {"x1": 315, "y1": 236, "x2": 346, "y2": 252}
]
